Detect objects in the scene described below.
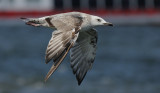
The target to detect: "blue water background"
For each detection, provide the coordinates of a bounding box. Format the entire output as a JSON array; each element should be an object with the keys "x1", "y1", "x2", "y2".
[{"x1": 0, "y1": 20, "x2": 160, "y2": 93}]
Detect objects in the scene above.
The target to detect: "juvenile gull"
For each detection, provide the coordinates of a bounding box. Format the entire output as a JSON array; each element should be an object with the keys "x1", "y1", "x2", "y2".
[{"x1": 21, "y1": 12, "x2": 113, "y2": 85}]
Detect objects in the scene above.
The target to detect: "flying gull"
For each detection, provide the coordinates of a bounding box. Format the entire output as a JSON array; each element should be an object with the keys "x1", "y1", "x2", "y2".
[{"x1": 21, "y1": 12, "x2": 113, "y2": 85}]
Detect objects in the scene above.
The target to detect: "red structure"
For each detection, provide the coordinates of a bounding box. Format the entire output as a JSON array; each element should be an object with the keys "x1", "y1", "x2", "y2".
[{"x1": 0, "y1": 0, "x2": 160, "y2": 18}]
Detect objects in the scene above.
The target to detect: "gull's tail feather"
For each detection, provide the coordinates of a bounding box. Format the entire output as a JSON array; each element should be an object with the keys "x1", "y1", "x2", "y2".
[
  {"x1": 20, "y1": 17, "x2": 41, "y2": 27},
  {"x1": 20, "y1": 17, "x2": 30, "y2": 22}
]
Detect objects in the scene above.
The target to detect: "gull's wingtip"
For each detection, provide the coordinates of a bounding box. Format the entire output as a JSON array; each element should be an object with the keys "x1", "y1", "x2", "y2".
[
  {"x1": 44, "y1": 76, "x2": 49, "y2": 82},
  {"x1": 44, "y1": 68, "x2": 53, "y2": 83}
]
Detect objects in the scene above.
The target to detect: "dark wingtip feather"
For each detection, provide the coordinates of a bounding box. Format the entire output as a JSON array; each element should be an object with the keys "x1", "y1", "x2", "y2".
[
  {"x1": 76, "y1": 73, "x2": 87, "y2": 86},
  {"x1": 77, "y1": 77, "x2": 83, "y2": 85},
  {"x1": 78, "y1": 81, "x2": 81, "y2": 86}
]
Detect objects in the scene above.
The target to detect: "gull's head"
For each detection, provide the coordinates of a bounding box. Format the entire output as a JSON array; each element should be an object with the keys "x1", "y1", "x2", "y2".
[{"x1": 90, "y1": 16, "x2": 113, "y2": 27}]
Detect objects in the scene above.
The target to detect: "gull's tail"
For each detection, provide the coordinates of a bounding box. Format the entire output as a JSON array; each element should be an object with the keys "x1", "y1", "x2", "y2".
[{"x1": 20, "y1": 17, "x2": 41, "y2": 27}]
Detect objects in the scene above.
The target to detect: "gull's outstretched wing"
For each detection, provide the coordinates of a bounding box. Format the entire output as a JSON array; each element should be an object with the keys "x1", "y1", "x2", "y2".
[
  {"x1": 45, "y1": 14, "x2": 84, "y2": 82},
  {"x1": 70, "y1": 29, "x2": 98, "y2": 85}
]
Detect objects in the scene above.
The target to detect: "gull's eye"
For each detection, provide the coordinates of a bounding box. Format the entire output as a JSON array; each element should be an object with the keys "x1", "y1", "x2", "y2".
[{"x1": 97, "y1": 19, "x2": 101, "y2": 22}]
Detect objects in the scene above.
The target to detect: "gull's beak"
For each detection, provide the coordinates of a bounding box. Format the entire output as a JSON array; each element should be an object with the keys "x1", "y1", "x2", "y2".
[{"x1": 103, "y1": 22, "x2": 113, "y2": 26}]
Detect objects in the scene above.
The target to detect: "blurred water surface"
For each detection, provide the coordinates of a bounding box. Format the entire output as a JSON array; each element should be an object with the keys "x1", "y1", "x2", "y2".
[{"x1": 0, "y1": 20, "x2": 160, "y2": 93}]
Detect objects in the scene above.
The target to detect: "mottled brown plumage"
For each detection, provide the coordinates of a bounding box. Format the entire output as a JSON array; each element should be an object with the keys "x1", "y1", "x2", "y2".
[{"x1": 21, "y1": 12, "x2": 113, "y2": 85}]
